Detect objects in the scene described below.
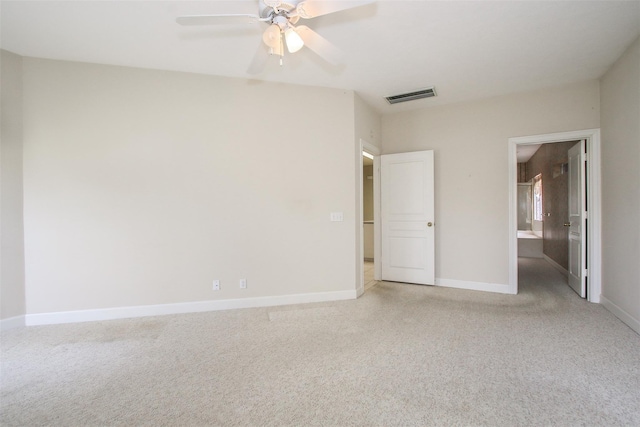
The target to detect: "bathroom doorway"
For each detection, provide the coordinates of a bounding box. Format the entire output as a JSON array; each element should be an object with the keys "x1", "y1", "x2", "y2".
[
  {"x1": 516, "y1": 142, "x2": 576, "y2": 278},
  {"x1": 508, "y1": 129, "x2": 601, "y2": 302}
]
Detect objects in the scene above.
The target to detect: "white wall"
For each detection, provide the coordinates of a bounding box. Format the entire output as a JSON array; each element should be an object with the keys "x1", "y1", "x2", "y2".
[
  {"x1": 1, "y1": 50, "x2": 26, "y2": 324},
  {"x1": 600, "y1": 36, "x2": 640, "y2": 333},
  {"x1": 381, "y1": 81, "x2": 600, "y2": 287},
  {"x1": 13, "y1": 49, "x2": 636, "y2": 328},
  {"x1": 22, "y1": 57, "x2": 357, "y2": 315},
  {"x1": 354, "y1": 93, "x2": 381, "y2": 150}
]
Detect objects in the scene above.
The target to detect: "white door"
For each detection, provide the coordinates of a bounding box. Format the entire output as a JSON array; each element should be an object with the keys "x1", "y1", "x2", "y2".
[
  {"x1": 381, "y1": 151, "x2": 435, "y2": 284},
  {"x1": 568, "y1": 141, "x2": 586, "y2": 298}
]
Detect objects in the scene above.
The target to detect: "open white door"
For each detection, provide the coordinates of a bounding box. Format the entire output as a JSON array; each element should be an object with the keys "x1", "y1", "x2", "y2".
[
  {"x1": 381, "y1": 151, "x2": 435, "y2": 285},
  {"x1": 568, "y1": 141, "x2": 587, "y2": 298}
]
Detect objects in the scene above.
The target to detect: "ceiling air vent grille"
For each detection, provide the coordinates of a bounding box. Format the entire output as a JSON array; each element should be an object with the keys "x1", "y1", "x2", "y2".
[{"x1": 385, "y1": 87, "x2": 437, "y2": 104}]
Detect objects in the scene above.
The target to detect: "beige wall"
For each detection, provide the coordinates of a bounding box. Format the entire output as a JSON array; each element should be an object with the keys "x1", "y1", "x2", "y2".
[
  {"x1": 600, "y1": 36, "x2": 640, "y2": 331},
  {"x1": 1, "y1": 50, "x2": 26, "y2": 321},
  {"x1": 22, "y1": 58, "x2": 357, "y2": 314},
  {"x1": 354, "y1": 93, "x2": 381, "y2": 150},
  {"x1": 381, "y1": 81, "x2": 600, "y2": 285},
  {"x1": 8, "y1": 40, "x2": 638, "y2": 329}
]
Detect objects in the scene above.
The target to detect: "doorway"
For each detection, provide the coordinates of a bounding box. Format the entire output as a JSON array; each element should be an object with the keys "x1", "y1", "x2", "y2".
[
  {"x1": 508, "y1": 129, "x2": 602, "y2": 302},
  {"x1": 362, "y1": 150, "x2": 376, "y2": 291},
  {"x1": 516, "y1": 141, "x2": 578, "y2": 284},
  {"x1": 359, "y1": 139, "x2": 380, "y2": 296}
]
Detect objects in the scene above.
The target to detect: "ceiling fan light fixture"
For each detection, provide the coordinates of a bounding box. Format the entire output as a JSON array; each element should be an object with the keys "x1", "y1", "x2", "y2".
[
  {"x1": 264, "y1": 0, "x2": 283, "y2": 8},
  {"x1": 284, "y1": 27, "x2": 304, "y2": 53},
  {"x1": 262, "y1": 24, "x2": 282, "y2": 49},
  {"x1": 177, "y1": 0, "x2": 369, "y2": 72}
]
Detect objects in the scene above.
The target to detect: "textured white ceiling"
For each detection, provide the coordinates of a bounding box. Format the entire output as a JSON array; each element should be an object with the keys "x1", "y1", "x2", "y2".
[{"x1": 2, "y1": 1, "x2": 639, "y2": 114}]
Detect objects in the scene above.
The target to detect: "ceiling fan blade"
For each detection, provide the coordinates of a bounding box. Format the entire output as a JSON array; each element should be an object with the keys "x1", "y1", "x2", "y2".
[
  {"x1": 295, "y1": 25, "x2": 344, "y2": 65},
  {"x1": 247, "y1": 43, "x2": 270, "y2": 75},
  {"x1": 176, "y1": 14, "x2": 260, "y2": 26},
  {"x1": 295, "y1": 0, "x2": 374, "y2": 19}
]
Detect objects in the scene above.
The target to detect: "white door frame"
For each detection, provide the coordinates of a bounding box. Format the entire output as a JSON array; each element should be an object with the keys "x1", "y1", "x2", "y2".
[
  {"x1": 358, "y1": 139, "x2": 381, "y2": 296},
  {"x1": 508, "y1": 129, "x2": 602, "y2": 302}
]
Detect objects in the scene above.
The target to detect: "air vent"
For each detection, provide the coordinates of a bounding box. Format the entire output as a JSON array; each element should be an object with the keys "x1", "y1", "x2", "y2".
[{"x1": 385, "y1": 87, "x2": 437, "y2": 104}]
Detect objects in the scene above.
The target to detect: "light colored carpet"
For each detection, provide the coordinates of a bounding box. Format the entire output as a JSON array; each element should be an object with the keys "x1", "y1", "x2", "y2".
[{"x1": 2, "y1": 258, "x2": 639, "y2": 426}]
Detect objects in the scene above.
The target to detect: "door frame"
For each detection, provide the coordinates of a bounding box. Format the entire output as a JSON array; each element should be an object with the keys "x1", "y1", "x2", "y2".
[
  {"x1": 508, "y1": 129, "x2": 602, "y2": 302},
  {"x1": 358, "y1": 139, "x2": 381, "y2": 296}
]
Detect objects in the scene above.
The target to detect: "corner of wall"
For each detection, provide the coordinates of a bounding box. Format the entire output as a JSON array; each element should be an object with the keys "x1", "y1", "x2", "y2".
[
  {"x1": 354, "y1": 93, "x2": 382, "y2": 150},
  {"x1": 599, "y1": 35, "x2": 640, "y2": 332},
  {"x1": 1, "y1": 49, "x2": 27, "y2": 322},
  {"x1": 353, "y1": 93, "x2": 382, "y2": 294}
]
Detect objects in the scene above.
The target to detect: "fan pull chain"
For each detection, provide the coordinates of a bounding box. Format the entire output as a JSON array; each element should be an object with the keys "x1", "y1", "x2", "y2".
[{"x1": 279, "y1": 31, "x2": 284, "y2": 66}]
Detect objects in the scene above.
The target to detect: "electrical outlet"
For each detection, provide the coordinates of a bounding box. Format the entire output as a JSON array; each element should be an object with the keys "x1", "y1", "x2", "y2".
[
  {"x1": 212, "y1": 280, "x2": 220, "y2": 291},
  {"x1": 239, "y1": 279, "x2": 247, "y2": 289}
]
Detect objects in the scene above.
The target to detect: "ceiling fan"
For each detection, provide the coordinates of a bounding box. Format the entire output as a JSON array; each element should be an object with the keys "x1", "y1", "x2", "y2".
[{"x1": 176, "y1": 0, "x2": 373, "y2": 74}]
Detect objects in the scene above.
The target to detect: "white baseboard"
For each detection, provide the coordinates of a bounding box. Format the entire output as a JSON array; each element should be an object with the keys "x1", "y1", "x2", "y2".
[
  {"x1": 435, "y1": 278, "x2": 514, "y2": 295},
  {"x1": 1, "y1": 315, "x2": 25, "y2": 331},
  {"x1": 600, "y1": 295, "x2": 640, "y2": 335},
  {"x1": 543, "y1": 255, "x2": 569, "y2": 277},
  {"x1": 25, "y1": 290, "x2": 358, "y2": 326}
]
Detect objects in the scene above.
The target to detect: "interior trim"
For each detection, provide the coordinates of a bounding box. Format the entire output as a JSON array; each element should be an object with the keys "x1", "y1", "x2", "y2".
[
  {"x1": 24, "y1": 290, "x2": 357, "y2": 326},
  {"x1": 0, "y1": 315, "x2": 26, "y2": 331},
  {"x1": 601, "y1": 295, "x2": 640, "y2": 335}
]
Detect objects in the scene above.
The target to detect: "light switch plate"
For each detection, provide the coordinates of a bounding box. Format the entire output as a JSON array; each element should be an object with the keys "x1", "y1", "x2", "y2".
[{"x1": 330, "y1": 212, "x2": 344, "y2": 222}]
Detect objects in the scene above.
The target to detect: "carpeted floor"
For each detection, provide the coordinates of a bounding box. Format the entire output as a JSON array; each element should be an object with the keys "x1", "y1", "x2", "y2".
[{"x1": 1, "y1": 258, "x2": 639, "y2": 426}]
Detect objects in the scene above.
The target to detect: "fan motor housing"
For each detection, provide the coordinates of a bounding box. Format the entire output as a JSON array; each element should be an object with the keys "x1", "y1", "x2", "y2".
[{"x1": 260, "y1": 1, "x2": 300, "y2": 22}]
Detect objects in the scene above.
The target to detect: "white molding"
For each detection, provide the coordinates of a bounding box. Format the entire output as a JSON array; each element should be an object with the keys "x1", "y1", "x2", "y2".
[
  {"x1": 25, "y1": 290, "x2": 357, "y2": 326},
  {"x1": 509, "y1": 129, "x2": 600, "y2": 145},
  {"x1": 1, "y1": 315, "x2": 26, "y2": 331},
  {"x1": 601, "y1": 295, "x2": 640, "y2": 335},
  {"x1": 358, "y1": 138, "x2": 365, "y2": 297},
  {"x1": 373, "y1": 155, "x2": 381, "y2": 281},
  {"x1": 508, "y1": 129, "x2": 602, "y2": 303},
  {"x1": 508, "y1": 140, "x2": 518, "y2": 294},
  {"x1": 585, "y1": 132, "x2": 602, "y2": 303},
  {"x1": 543, "y1": 255, "x2": 569, "y2": 278},
  {"x1": 435, "y1": 278, "x2": 513, "y2": 295}
]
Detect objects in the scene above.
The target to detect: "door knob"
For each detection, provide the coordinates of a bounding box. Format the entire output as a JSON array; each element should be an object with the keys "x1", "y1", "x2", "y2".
[
  {"x1": 564, "y1": 222, "x2": 571, "y2": 227},
  {"x1": 427, "y1": 222, "x2": 433, "y2": 227}
]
